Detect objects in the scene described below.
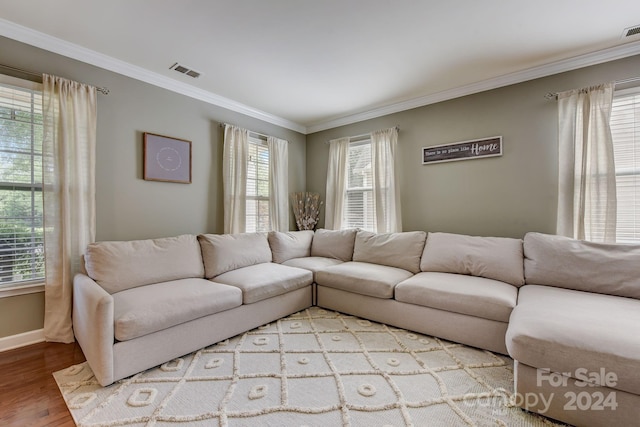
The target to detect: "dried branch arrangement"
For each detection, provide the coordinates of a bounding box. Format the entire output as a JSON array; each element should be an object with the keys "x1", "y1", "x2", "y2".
[{"x1": 290, "y1": 192, "x2": 323, "y2": 230}]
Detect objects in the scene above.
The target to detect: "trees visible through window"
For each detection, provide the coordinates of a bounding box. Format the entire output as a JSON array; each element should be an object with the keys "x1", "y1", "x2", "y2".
[{"x1": 0, "y1": 75, "x2": 45, "y2": 287}]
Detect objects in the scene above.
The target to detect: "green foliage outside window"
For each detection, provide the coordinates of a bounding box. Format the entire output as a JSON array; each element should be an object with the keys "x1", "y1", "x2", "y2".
[
  {"x1": 0, "y1": 224, "x2": 44, "y2": 283},
  {"x1": 0, "y1": 80, "x2": 45, "y2": 286}
]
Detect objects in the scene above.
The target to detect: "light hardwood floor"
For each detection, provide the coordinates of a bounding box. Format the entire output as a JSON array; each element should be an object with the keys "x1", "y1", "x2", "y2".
[{"x1": 0, "y1": 341, "x2": 85, "y2": 426}]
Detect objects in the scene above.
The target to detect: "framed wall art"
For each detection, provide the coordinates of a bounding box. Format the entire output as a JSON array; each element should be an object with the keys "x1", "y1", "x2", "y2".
[
  {"x1": 143, "y1": 132, "x2": 192, "y2": 183},
  {"x1": 422, "y1": 136, "x2": 502, "y2": 165}
]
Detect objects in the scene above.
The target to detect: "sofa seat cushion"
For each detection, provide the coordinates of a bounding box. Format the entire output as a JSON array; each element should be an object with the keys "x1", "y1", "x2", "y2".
[
  {"x1": 506, "y1": 285, "x2": 640, "y2": 395},
  {"x1": 315, "y1": 261, "x2": 413, "y2": 299},
  {"x1": 113, "y1": 278, "x2": 242, "y2": 341},
  {"x1": 395, "y1": 272, "x2": 517, "y2": 322},
  {"x1": 282, "y1": 256, "x2": 344, "y2": 281},
  {"x1": 213, "y1": 263, "x2": 313, "y2": 304}
]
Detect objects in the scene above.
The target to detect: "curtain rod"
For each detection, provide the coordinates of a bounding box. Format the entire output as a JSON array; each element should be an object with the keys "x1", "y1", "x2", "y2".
[
  {"x1": 219, "y1": 122, "x2": 289, "y2": 142},
  {"x1": 544, "y1": 76, "x2": 640, "y2": 100},
  {"x1": 324, "y1": 125, "x2": 400, "y2": 144},
  {"x1": 0, "y1": 63, "x2": 109, "y2": 95}
]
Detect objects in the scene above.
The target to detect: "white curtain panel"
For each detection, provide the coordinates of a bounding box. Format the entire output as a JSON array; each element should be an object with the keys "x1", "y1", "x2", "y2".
[
  {"x1": 223, "y1": 125, "x2": 249, "y2": 234},
  {"x1": 325, "y1": 137, "x2": 350, "y2": 230},
  {"x1": 371, "y1": 127, "x2": 402, "y2": 233},
  {"x1": 42, "y1": 74, "x2": 97, "y2": 343},
  {"x1": 268, "y1": 136, "x2": 289, "y2": 231},
  {"x1": 557, "y1": 83, "x2": 617, "y2": 242}
]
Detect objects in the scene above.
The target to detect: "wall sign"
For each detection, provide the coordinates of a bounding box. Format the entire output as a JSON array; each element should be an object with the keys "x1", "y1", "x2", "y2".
[
  {"x1": 422, "y1": 136, "x2": 502, "y2": 165},
  {"x1": 143, "y1": 132, "x2": 192, "y2": 184}
]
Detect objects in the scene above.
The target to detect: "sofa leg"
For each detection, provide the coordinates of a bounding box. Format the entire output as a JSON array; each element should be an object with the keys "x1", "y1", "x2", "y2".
[{"x1": 312, "y1": 282, "x2": 317, "y2": 306}]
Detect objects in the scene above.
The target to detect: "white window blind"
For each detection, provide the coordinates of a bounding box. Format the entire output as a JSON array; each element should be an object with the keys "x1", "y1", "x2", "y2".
[
  {"x1": 611, "y1": 88, "x2": 640, "y2": 243},
  {"x1": 0, "y1": 75, "x2": 45, "y2": 287},
  {"x1": 246, "y1": 136, "x2": 270, "y2": 233},
  {"x1": 344, "y1": 140, "x2": 376, "y2": 231}
]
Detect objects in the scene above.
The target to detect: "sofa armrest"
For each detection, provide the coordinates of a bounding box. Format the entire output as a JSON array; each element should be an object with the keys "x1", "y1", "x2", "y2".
[{"x1": 72, "y1": 273, "x2": 115, "y2": 386}]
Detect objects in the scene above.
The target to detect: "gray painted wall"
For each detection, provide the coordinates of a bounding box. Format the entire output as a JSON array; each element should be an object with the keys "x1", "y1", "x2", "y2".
[
  {"x1": 0, "y1": 292, "x2": 44, "y2": 338},
  {"x1": 306, "y1": 54, "x2": 640, "y2": 238},
  {"x1": 0, "y1": 36, "x2": 306, "y2": 339}
]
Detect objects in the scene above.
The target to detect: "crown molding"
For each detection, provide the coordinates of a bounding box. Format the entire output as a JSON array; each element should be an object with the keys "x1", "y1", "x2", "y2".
[
  {"x1": 0, "y1": 18, "x2": 306, "y2": 134},
  {"x1": 306, "y1": 39, "x2": 640, "y2": 134},
  {"x1": 3, "y1": 18, "x2": 640, "y2": 136}
]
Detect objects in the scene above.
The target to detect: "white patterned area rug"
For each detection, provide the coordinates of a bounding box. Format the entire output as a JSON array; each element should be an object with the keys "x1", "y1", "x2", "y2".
[{"x1": 54, "y1": 307, "x2": 564, "y2": 427}]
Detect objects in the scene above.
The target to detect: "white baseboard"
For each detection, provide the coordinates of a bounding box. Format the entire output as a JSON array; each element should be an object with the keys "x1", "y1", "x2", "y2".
[{"x1": 0, "y1": 328, "x2": 45, "y2": 352}]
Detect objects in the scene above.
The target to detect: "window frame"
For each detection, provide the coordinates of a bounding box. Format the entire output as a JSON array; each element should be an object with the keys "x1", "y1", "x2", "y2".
[
  {"x1": 611, "y1": 86, "x2": 640, "y2": 243},
  {"x1": 0, "y1": 74, "x2": 45, "y2": 297},
  {"x1": 245, "y1": 134, "x2": 271, "y2": 233},
  {"x1": 343, "y1": 138, "x2": 376, "y2": 232}
]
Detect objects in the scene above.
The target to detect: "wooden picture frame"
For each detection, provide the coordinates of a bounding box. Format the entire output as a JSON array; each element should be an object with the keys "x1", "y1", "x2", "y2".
[
  {"x1": 422, "y1": 136, "x2": 502, "y2": 165},
  {"x1": 143, "y1": 132, "x2": 192, "y2": 183}
]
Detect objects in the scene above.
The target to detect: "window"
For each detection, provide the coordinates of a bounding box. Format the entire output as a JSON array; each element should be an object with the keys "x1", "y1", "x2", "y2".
[
  {"x1": 245, "y1": 135, "x2": 270, "y2": 233},
  {"x1": 344, "y1": 139, "x2": 376, "y2": 231},
  {"x1": 0, "y1": 75, "x2": 45, "y2": 288},
  {"x1": 611, "y1": 87, "x2": 640, "y2": 243}
]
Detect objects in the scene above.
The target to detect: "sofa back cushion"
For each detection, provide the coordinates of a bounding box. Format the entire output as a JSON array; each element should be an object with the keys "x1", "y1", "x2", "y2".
[
  {"x1": 268, "y1": 230, "x2": 314, "y2": 263},
  {"x1": 198, "y1": 233, "x2": 272, "y2": 278},
  {"x1": 524, "y1": 232, "x2": 640, "y2": 299},
  {"x1": 420, "y1": 232, "x2": 525, "y2": 286},
  {"x1": 311, "y1": 228, "x2": 357, "y2": 261},
  {"x1": 352, "y1": 230, "x2": 426, "y2": 273},
  {"x1": 84, "y1": 234, "x2": 204, "y2": 294}
]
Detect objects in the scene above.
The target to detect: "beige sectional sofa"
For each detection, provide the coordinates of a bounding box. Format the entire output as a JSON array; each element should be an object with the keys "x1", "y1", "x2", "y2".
[
  {"x1": 74, "y1": 233, "x2": 313, "y2": 387},
  {"x1": 314, "y1": 230, "x2": 523, "y2": 354},
  {"x1": 506, "y1": 232, "x2": 640, "y2": 427},
  {"x1": 72, "y1": 228, "x2": 640, "y2": 427}
]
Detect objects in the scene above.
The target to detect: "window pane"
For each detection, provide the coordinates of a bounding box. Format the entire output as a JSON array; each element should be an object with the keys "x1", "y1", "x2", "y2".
[
  {"x1": 246, "y1": 178, "x2": 257, "y2": 197},
  {"x1": 611, "y1": 90, "x2": 640, "y2": 243},
  {"x1": 257, "y1": 200, "x2": 270, "y2": 232},
  {"x1": 0, "y1": 151, "x2": 42, "y2": 184},
  {"x1": 344, "y1": 189, "x2": 375, "y2": 231},
  {"x1": 257, "y1": 177, "x2": 269, "y2": 198},
  {"x1": 347, "y1": 143, "x2": 372, "y2": 189},
  {"x1": 343, "y1": 141, "x2": 375, "y2": 231},
  {"x1": 0, "y1": 78, "x2": 44, "y2": 286},
  {"x1": 0, "y1": 189, "x2": 43, "y2": 222},
  {"x1": 616, "y1": 174, "x2": 640, "y2": 242},
  {"x1": 245, "y1": 198, "x2": 270, "y2": 233},
  {"x1": 245, "y1": 137, "x2": 270, "y2": 232},
  {"x1": 0, "y1": 220, "x2": 44, "y2": 284},
  {"x1": 245, "y1": 200, "x2": 258, "y2": 233},
  {"x1": 256, "y1": 144, "x2": 269, "y2": 198}
]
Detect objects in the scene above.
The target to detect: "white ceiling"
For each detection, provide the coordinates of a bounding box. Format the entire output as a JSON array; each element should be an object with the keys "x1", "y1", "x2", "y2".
[{"x1": 2, "y1": 0, "x2": 640, "y2": 134}]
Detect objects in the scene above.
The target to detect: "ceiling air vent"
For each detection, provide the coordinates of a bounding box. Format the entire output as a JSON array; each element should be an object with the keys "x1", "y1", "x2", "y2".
[
  {"x1": 169, "y1": 63, "x2": 202, "y2": 78},
  {"x1": 622, "y1": 25, "x2": 640, "y2": 38}
]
